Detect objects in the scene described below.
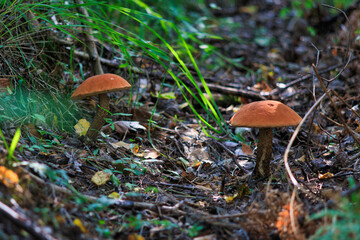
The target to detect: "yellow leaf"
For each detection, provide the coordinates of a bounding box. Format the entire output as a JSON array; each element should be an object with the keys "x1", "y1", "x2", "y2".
[
  {"x1": 91, "y1": 171, "x2": 111, "y2": 186},
  {"x1": 73, "y1": 218, "x2": 88, "y2": 233},
  {"x1": 131, "y1": 144, "x2": 140, "y2": 154},
  {"x1": 108, "y1": 192, "x2": 121, "y2": 199},
  {"x1": 225, "y1": 193, "x2": 238, "y2": 203},
  {"x1": 128, "y1": 233, "x2": 145, "y2": 240},
  {"x1": 239, "y1": 5, "x2": 258, "y2": 15},
  {"x1": 74, "y1": 119, "x2": 90, "y2": 136}
]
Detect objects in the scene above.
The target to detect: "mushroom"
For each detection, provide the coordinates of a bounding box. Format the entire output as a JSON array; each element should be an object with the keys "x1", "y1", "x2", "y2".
[
  {"x1": 229, "y1": 100, "x2": 302, "y2": 178},
  {"x1": 71, "y1": 73, "x2": 131, "y2": 141}
]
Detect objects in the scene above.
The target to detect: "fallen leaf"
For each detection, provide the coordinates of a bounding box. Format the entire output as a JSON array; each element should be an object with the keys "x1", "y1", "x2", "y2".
[
  {"x1": 110, "y1": 141, "x2": 132, "y2": 150},
  {"x1": 128, "y1": 233, "x2": 145, "y2": 240},
  {"x1": 239, "y1": 5, "x2": 258, "y2": 15},
  {"x1": 0, "y1": 166, "x2": 19, "y2": 187},
  {"x1": 55, "y1": 214, "x2": 66, "y2": 225},
  {"x1": 0, "y1": 78, "x2": 11, "y2": 93},
  {"x1": 242, "y1": 143, "x2": 253, "y2": 156},
  {"x1": 91, "y1": 170, "x2": 111, "y2": 186},
  {"x1": 74, "y1": 119, "x2": 90, "y2": 136},
  {"x1": 225, "y1": 193, "x2": 238, "y2": 203},
  {"x1": 225, "y1": 183, "x2": 251, "y2": 202},
  {"x1": 102, "y1": 121, "x2": 146, "y2": 136},
  {"x1": 142, "y1": 149, "x2": 160, "y2": 159},
  {"x1": 25, "y1": 123, "x2": 41, "y2": 138},
  {"x1": 193, "y1": 234, "x2": 217, "y2": 240},
  {"x1": 131, "y1": 144, "x2": 140, "y2": 155},
  {"x1": 108, "y1": 192, "x2": 121, "y2": 199},
  {"x1": 318, "y1": 172, "x2": 334, "y2": 179},
  {"x1": 73, "y1": 218, "x2": 88, "y2": 233}
]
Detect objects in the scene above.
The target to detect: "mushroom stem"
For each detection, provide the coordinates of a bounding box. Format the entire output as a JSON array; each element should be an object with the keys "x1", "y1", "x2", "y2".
[
  {"x1": 254, "y1": 127, "x2": 273, "y2": 178},
  {"x1": 85, "y1": 93, "x2": 109, "y2": 140}
]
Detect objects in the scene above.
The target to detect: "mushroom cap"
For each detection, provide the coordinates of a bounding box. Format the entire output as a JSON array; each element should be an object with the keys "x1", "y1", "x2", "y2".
[
  {"x1": 229, "y1": 100, "x2": 302, "y2": 128},
  {"x1": 71, "y1": 73, "x2": 131, "y2": 100}
]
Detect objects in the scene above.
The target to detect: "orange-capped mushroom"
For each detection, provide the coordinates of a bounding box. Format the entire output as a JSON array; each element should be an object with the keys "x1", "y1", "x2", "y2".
[
  {"x1": 230, "y1": 100, "x2": 302, "y2": 178},
  {"x1": 71, "y1": 74, "x2": 131, "y2": 140}
]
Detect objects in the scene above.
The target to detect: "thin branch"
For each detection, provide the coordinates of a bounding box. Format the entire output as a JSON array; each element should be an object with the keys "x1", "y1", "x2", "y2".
[
  {"x1": 283, "y1": 92, "x2": 327, "y2": 198},
  {"x1": 0, "y1": 200, "x2": 57, "y2": 240},
  {"x1": 313, "y1": 63, "x2": 360, "y2": 146},
  {"x1": 270, "y1": 60, "x2": 357, "y2": 97},
  {"x1": 74, "y1": 0, "x2": 103, "y2": 75}
]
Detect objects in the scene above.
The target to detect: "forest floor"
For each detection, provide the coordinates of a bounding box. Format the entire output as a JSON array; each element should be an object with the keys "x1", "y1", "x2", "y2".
[{"x1": 1, "y1": 1, "x2": 360, "y2": 239}]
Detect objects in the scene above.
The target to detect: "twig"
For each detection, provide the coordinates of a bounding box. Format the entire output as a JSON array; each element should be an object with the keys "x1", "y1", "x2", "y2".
[
  {"x1": 215, "y1": 141, "x2": 251, "y2": 174},
  {"x1": 76, "y1": 45, "x2": 265, "y2": 100},
  {"x1": 330, "y1": 90, "x2": 360, "y2": 119},
  {"x1": 205, "y1": 210, "x2": 267, "y2": 219},
  {"x1": 200, "y1": 82, "x2": 266, "y2": 100},
  {"x1": 283, "y1": 92, "x2": 327, "y2": 197},
  {"x1": 321, "y1": 4, "x2": 352, "y2": 82},
  {"x1": 0, "y1": 200, "x2": 57, "y2": 240},
  {"x1": 23, "y1": 167, "x2": 188, "y2": 214},
  {"x1": 270, "y1": 61, "x2": 355, "y2": 97},
  {"x1": 313, "y1": 64, "x2": 360, "y2": 146},
  {"x1": 158, "y1": 187, "x2": 242, "y2": 230},
  {"x1": 74, "y1": 0, "x2": 103, "y2": 75},
  {"x1": 319, "y1": 112, "x2": 343, "y2": 127},
  {"x1": 289, "y1": 188, "x2": 300, "y2": 239}
]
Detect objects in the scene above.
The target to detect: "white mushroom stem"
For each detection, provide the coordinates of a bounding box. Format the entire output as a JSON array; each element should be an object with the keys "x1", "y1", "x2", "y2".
[
  {"x1": 85, "y1": 93, "x2": 109, "y2": 140},
  {"x1": 254, "y1": 127, "x2": 273, "y2": 178}
]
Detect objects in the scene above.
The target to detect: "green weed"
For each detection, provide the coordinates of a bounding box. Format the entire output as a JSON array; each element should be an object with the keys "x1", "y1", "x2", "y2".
[
  {"x1": 310, "y1": 177, "x2": 360, "y2": 240},
  {"x1": 0, "y1": 127, "x2": 20, "y2": 163}
]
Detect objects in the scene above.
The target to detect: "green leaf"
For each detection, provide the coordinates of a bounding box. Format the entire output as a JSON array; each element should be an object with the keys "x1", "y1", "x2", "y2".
[{"x1": 8, "y1": 128, "x2": 21, "y2": 161}]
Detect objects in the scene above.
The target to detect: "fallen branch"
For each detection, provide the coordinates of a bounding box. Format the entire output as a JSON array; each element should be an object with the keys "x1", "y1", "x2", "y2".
[
  {"x1": 74, "y1": 0, "x2": 103, "y2": 75},
  {"x1": 201, "y1": 82, "x2": 266, "y2": 100},
  {"x1": 271, "y1": 57, "x2": 358, "y2": 97},
  {"x1": 0, "y1": 200, "x2": 56, "y2": 240},
  {"x1": 22, "y1": 167, "x2": 186, "y2": 214}
]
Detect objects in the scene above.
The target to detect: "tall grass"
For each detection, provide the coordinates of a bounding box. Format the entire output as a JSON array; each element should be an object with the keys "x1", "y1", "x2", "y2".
[{"x1": 1, "y1": 0, "x2": 239, "y2": 138}]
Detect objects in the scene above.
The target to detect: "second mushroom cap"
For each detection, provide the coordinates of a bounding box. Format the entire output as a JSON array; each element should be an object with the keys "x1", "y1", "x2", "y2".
[{"x1": 229, "y1": 100, "x2": 302, "y2": 128}]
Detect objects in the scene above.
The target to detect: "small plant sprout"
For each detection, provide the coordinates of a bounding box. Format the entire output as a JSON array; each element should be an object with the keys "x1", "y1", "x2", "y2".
[
  {"x1": 229, "y1": 100, "x2": 302, "y2": 178},
  {"x1": 0, "y1": 128, "x2": 21, "y2": 163},
  {"x1": 71, "y1": 74, "x2": 131, "y2": 141}
]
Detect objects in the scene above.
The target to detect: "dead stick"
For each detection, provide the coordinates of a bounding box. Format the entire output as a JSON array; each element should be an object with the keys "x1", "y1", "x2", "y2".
[
  {"x1": 201, "y1": 82, "x2": 265, "y2": 100},
  {"x1": 313, "y1": 63, "x2": 360, "y2": 146},
  {"x1": 271, "y1": 57, "x2": 357, "y2": 97},
  {"x1": 74, "y1": 0, "x2": 103, "y2": 75},
  {"x1": 0, "y1": 201, "x2": 56, "y2": 240}
]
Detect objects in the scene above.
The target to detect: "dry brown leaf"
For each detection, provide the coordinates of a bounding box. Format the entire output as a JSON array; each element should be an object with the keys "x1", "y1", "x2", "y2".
[
  {"x1": 0, "y1": 78, "x2": 11, "y2": 93},
  {"x1": 110, "y1": 141, "x2": 132, "y2": 150},
  {"x1": 142, "y1": 149, "x2": 160, "y2": 159},
  {"x1": 242, "y1": 143, "x2": 253, "y2": 156},
  {"x1": 275, "y1": 202, "x2": 306, "y2": 240}
]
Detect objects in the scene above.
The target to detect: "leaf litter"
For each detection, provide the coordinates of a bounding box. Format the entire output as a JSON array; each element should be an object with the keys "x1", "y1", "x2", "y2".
[{"x1": 1, "y1": 1, "x2": 360, "y2": 239}]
